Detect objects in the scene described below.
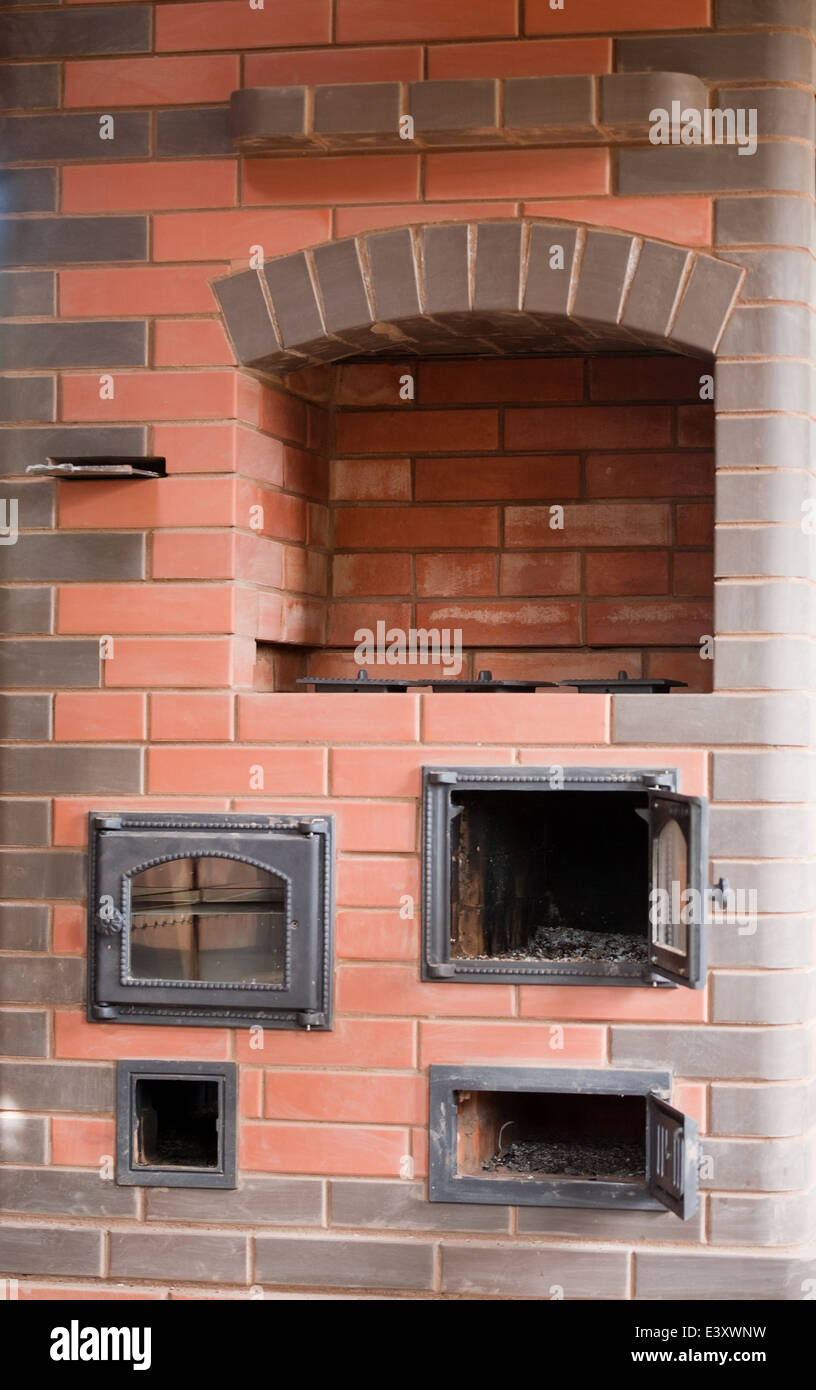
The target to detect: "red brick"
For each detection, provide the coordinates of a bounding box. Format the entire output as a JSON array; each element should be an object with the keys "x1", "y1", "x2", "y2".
[
  {"x1": 422, "y1": 692, "x2": 609, "y2": 744},
  {"x1": 335, "y1": 201, "x2": 519, "y2": 238},
  {"x1": 519, "y1": 985, "x2": 707, "y2": 1023},
  {"x1": 331, "y1": 746, "x2": 515, "y2": 798},
  {"x1": 241, "y1": 1123, "x2": 407, "y2": 1176},
  {"x1": 60, "y1": 372, "x2": 236, "y2": 424},
  {"x1": 282, "y1": 546, "x2": 328, "y2": 596},
  {"x1": 60, "y1": 476, "x2": 234, "y2": 529},
  {"x1": 236, "y1": 1017, "x2": 414, "y2": 1067},
  {"x1": 499, "y1": 552, "x2": 581, "y2": 596},
  {"x1": 64, "y1": 55, "x2": 239, "y2": 107},
  {"x1": 674, "y1": 551, "x2": 714, "y2": 596},
  {"x1": 154, "y1": 319, "x2": 234, "y2": 368},
  {"x1": 673, "y1": 1083, "x2": 708, "y2": 1131},
  {"x1": 426, "y1": 148, "x2": 609, "y2": 200},
  {"x1": 411, "y1": 1127, "x2": 429, "y2": 1177},
  {"x1": 336, "y1": 0, "x2": 518, "y2": 41},
  {"x1": 152, "y1": 210, "x2": 331, "y2": 262},
  {"x1": 52, "y1": 1118, "x2": 116, "y2": 1168},
  {"x1": 328, "y1": 601, "x2": 414, "y2": 647},
  {"x1": 332, "y1": 553, "x2": 413, "y2": 597},
  {"x1": 586, "y1": 452, "x2": 714, "y2": 499},
  {"x1": 148, "y1": 746, "x2": 326, "y2": 794},
  {"x1": 473, "y1": 650, "x2": 642, "y2": 682},
  {"x1": 55, "y1": 1012, "x2": 230, "y2": 1060},
  {"x1": 241, "y1": 1069, "x2": 263, "y2": 1120},
  {"x1": 524, "y1": 196, "x2": 712, "y2": 247},
  {"x1": 334, "y1": 506, "x2": 499, "y2": 550},
  {"x1": 525, "y1": 0, "x2": 711, "y2": 34},
  {"x1": 157, "y1": 1, "x2": 332, "y2": 51},
  {"x1": 54, "y1": 692, "x2": 145, "y2": 741},
  {"x1": 429, "y1": 38, "x2": 611, "y2": 78},
  {"x1": 53, "y1": 904, "x2": 85, "y2": 955},
  {"x1": 418, "y1": 359, "x2": 583, "y2": 406},
  {"x1": 585, "y1": 551, "x2": 670, "y2": 597},
  {"x1": 505, "y1": 406, "x2": 671, "y2": 451},
  {"x1": 334, "y1": 364, "x2": 411, "y2": 408},
  {"x1": 244, "y1": 156, "x2": 419, "y2": 207},
  {"x1": 336, "y1": 909, "x2": 418, "y2": 960},
  {"x1": 644, "y1": 652, "x2": 713, "y2": 693},
  {"x1": 152, "y1": 532, "x2": 236, "y2": 580},
  {"x1": 150, "y1": 693, "x2": 233, "y2": 742},
  {"x1": 59, "y1": 265, "x2": 223, "y2": 316},
  {"x1": 245, "y1": 47, "x2": 423, "y2": 85},
  {"x1": 236, "y1": 427, "x2": 286, "y2": 488},
  {"x1": 415, "y1": 455, "x2": 580, "y2": 502},
  {"x1": 678, "y1": 405, "x2": 716, "y2": 447},
  {"x1": 235, "y1": 534, "x2": 285, "y2": 589},
  {"x1": 57, "y1": 583, "x2": 234, "y2": 635},
  {"x1": 238, "y1": 693, "x2": 419, "y2": 743},
  {"x1": 337, "y1": 856, "x2": 419, "y2": 908},
  {"x1": 282, "y1": 448, "x2": 328, "y2": 502},
  {"x1": 338, "y1": 963, "x2": 513, "y2": 1018},
  {"x1": 590, "y1": 357, "x2": 706, "y2": 403},
  {"x1": 676, "y1": 503, "x2": 714, "y2": 546},
  {"x1": 260, "y1": 388, "x2": 308, "y2": 446},
  {"x1": 505, "y1": 503, "x2": 671, "y2": 548},
  {"x1": 586, "y1": 600, "x2": 712, "y2": 646},
  {"x1": 62, "y1": 163, "x2": 235, "y2": 214},
  {"x1": 517, "y1": 746, "x2": 708, "y2": 796},
  {"x1": 153, "y1": 424, "x2": 236, "y2": 476},
  {"x1": 416, "y1": 553, "x2": 496, "y2": 598},
  {"x1": 103, "y1": 637, "x2": 254, "y2": 689},
  {"x1": 61, "y1": 796, "x2": 233, "y2": 845},
  {"x1": 330, "y1": 459, "x2": 412, "y2": 502},
  {"x1": 419, "y1": 1021, "x2": 606, "y2": 1067},
  {"x1": 336, "y1": 410, "x2": 498, "y2": 456},
  {"x1": 265, "y1": 1071, "x2": 426, "y2": 1124},
  {"x1": 416, "y1": 600, "x2": 581, "y2": 647},
  {"x1": 335, "y1": 803, "x2": 417, "y2": 855}
]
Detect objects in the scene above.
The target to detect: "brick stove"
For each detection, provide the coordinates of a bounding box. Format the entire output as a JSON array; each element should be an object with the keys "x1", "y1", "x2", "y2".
[{"x1": 1, "y1": 1, "x2": 815, "y2": 1302}]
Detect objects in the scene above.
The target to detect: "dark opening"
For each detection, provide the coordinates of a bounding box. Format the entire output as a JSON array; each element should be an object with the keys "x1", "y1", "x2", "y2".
[
  {"x1": 134, "y1": 1077, "x2": 220, "y2": 1170},
  {"x1": 457, "y1": 1090, "x2": 647, "y2": 1182},
  {"x1": 450, "y1": 789, "x2": 649, "y2": 966}
]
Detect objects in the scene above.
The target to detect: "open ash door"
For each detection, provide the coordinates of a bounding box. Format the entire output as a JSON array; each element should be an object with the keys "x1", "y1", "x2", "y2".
[
  {"x1": 647, "y1": 790, "x2": 707, "y2": 989},
  {"x1": 646, "y1": 1093, "x2": 699, "y2": 1219}
]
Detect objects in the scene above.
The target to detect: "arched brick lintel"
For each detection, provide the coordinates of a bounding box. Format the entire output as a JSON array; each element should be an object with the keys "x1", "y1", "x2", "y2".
[{"x1": 212, "y1": 221, "x2": 746, "y2": 378}]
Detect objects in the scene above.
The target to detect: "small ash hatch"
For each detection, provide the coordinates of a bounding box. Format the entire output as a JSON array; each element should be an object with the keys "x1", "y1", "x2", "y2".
[{"x1": 117, "y1": 1060, "x2": 237, "y2": 1189}]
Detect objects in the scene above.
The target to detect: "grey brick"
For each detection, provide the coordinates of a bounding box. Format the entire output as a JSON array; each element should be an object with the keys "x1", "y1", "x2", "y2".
[
  {"x1": 715, "y1": 194, "x2": 813, "y2": 249},
  {"x1": 717, "y1": 0, "x2": 814, "y2": 25},
  {"x1": 635, "y1": 1251, "x2": 814, "y2": 1300},
  {"x1": 423, "y1": 224, "x2": 470, "y2": 315},
  {"x1": 0, "y1": 8, "x2": 150, "y2": 58},
  {"x1": 148, "y1": 1177, "x2": 324, "y2": 1226},
  {"x1": 0, "y1": 952, "x2": 84, "y2": 1000},
  {"x1": 0, "y1": 1224, "x2": 103, "y2": 1278},
  {"x1": 0, "y1": 1062, "x2": 112, "y2": 1112},
  {"x1": 719, "y1": 358, "x2": 816, "y2": 422},
  {"x1": 716, "y1": 469, "x2": 812, "y2": 522},
  {"x1": 214, "y1": 268, "x2": 281, "y2": 366},
  {"x1": 0, "y1": 532, "x2": 145, "y2": 580},
  {"x1": 710, "y1": 1082, "x2": 812, "y2": 1137},
  {"x1": 0, "y1": 639, "x2": 100, "y2": 688},
  {"x1": 109, "y1": 1231, "x2": 247, "y2": 1284},
  {"x1": 0, "y1": 694, "x2": 50, "y2": 741},
  {"x1": 0, "y1": 904, "x2": 48, "y2": 951},
  {"x1": 0, "y1": 271, "x2": 54, "y2": 318},
  {"x1": 612, "y1": 693, "x2": 812, "y2": 746},
  {"x1": 156, "y1": 107, "x2": 232, "y2": 156},
  {"x1": 0, "y1": 1009, "x2": 47, "y2": 1057},
  {"x1": 722, "y1": 248, "x2": 815, "y2": 303},
  {"x1": 442, "y1": 1242, "x2": 628, "y2": 1298},
  {"x1": 0, "y1": 62, "x2": 58, "y2": 110},
  {"x1": 255, "y1": 1234, "x2": 433, "y2": 1291},
  {"x1": 317, "y1": 82, "x2": 401, "y2": 137},
  {"x1": 2, "y1": 1167, "x2": 137, "y2": 1218},
  {"x1": 610, "y1": 1025, "x2": 811, "y2": 1080},
  {"x1": 700, "y1": 1134, "x2": 811, "y2": 1190},
  {"x1": 367, "y1": 228, "x2": 421, "y2": 320},
  {"x1": 718, "y1": 84, "x2": 815, "y2": 142},
  {"x1": 708, "y1": 916, "x2": 815, "y2": 970},
  {"x1": 618, "y1": 143, "x2": 813, "y2": 196},
  {"x1": 719, "y1": 303, "x2": 812, "y2": 358},
  {"x1": 714, "y1": 636, "x2": 815, "y2": 691},
  {"x1": 312, "y1": 239, "x2": 371, "y2": 335},
  {"x1": 261, "y1": 255, "x2": 323, "y2": 351},
  {"x1": 0, "y1": 425, "x2": 147, "y2": 477},
  {"x1": 622, "y1": 240, "x2": 690, "y2": 340},
  {"x1": 0, "y1": 377, "x2": 55, "y2": 423},
  {"x1": 671, "y1": 255, "x2": 744, "y2": 354},
  {"x1": 0, "y1": 321, "x2": 146, "y2": 370},
  {"x1": 601, "y1": 71, "x2": 707, "y2": 135},
  {"x1": 524, "y1": 224, "x2": 578, "y2": 317},
  {"x1": 473, "y1": 223, "x2": 522, "y2": 312},
  {"x1": 517, "y1": 1205, "x2": 704, "y2": 1244},
  {"x1": 619, "y1": 33, "x2": 813, "y2": 83},
  {"x1": 0, "y1": 747, "x2": 142, "y2": 795},
  {"x1": 0, "y1": 799, "x2": 50, "y2": 847},
  {"x1": 505, "y1": 76, "x2": 593, "y2": 137},
  {"x1": 330, "y1": 1180, "x2": 511, "y2": 1233},
  {"x1": 0, "y1": 1114, "x2": 46, "y2": 1164},
  {"x1": 710, "y1": 1193, "x2": 816, "y2": 1248},
  {"x1": 1, "y1": 167, "x2": 55, "y2": 212},
  {"x1": 710, "y1": 806, "x2": 814, "y2": 858},
  {"x1": 715, "y1": 582, "x2": 815, "y2": 636},
  {"x1": 573, "y1": 230, "x2": 635, "y2": 325},
  {"x1": 0, "y1": 478, "x2": 53, "y2": 527},
  {"x1": 715, "y1": 526, "x2": 812, "y2": 581},
  {"x1": 0, "y1": 217, "x2": 147, "y2": 267},
  {"x1": 713, "y1": 751, "x2": 816, "y2": 802},
  {"x1": 0, "y1": 112, "x2": 149, "y2": 163},
  {"x1": 712, "y1": 970, "x2": 813, "y2": 1025},
  {"x1": 712, "y1": 860, "x2": 816, "y2": 915},
  {"x1": 0, "y1": 587, "x2": 54, "y2": 635},
  {"x1": 228, "y1": 86, "x2": 306, "y2": 146}
]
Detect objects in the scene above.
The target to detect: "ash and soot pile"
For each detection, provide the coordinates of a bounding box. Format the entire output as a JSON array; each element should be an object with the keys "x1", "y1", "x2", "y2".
[
  {"x1": 470, "y1": 925, "x2": 648, "y2": 964},
  {"x1": 484, "y1": 1137, "x2": 646, "y2": 1181}
]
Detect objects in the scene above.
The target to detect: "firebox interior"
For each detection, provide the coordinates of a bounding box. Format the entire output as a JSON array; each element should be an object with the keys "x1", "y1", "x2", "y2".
[
  {"x1": 133, "y1": 1077, "x2": 220, "y2": 1170},
  {"x1": 450, "y1": 788, "x2": 649, "y2": 965},
  {"x1": 456, "y1": 1089, "x2": 647, "y2": 1183}
]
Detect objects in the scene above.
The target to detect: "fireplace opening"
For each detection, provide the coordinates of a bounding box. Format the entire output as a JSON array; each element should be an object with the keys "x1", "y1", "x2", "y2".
[
  {"x1": 116, "y1": 1060, "x2": 237, "y2": 1188},
  {"x1": 134, "y1": 1076, "x2": 219, "y2": 1169},
  {"x1": 450, "y1": 788, "x2": 649, "y2": 968},
  {"x1": 457, "y1": 1089, "x2": 647, "y2": 1182}
]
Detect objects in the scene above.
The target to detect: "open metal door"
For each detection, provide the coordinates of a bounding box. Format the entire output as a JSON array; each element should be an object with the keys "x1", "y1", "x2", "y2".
[
  {"x1": 646, "y1": 1092, "x2": 699, "y2": 1220},
  {"x1": 648, "y1": 790, "x2": 707, "y2": 989}
]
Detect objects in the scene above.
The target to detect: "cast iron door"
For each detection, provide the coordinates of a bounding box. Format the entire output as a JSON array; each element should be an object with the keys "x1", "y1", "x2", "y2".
[
  {"x1": 648, "y1": 789, "x2": 707, "y2": 989},
  {"x1": 646, "y1": 1092, "x2": 699, "y2": 1219}
]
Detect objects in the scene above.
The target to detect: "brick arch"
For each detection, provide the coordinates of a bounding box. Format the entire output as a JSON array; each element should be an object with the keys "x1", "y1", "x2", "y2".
[{"x1": 213, "y1": 221, "x2": 745, "y2": 378}]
